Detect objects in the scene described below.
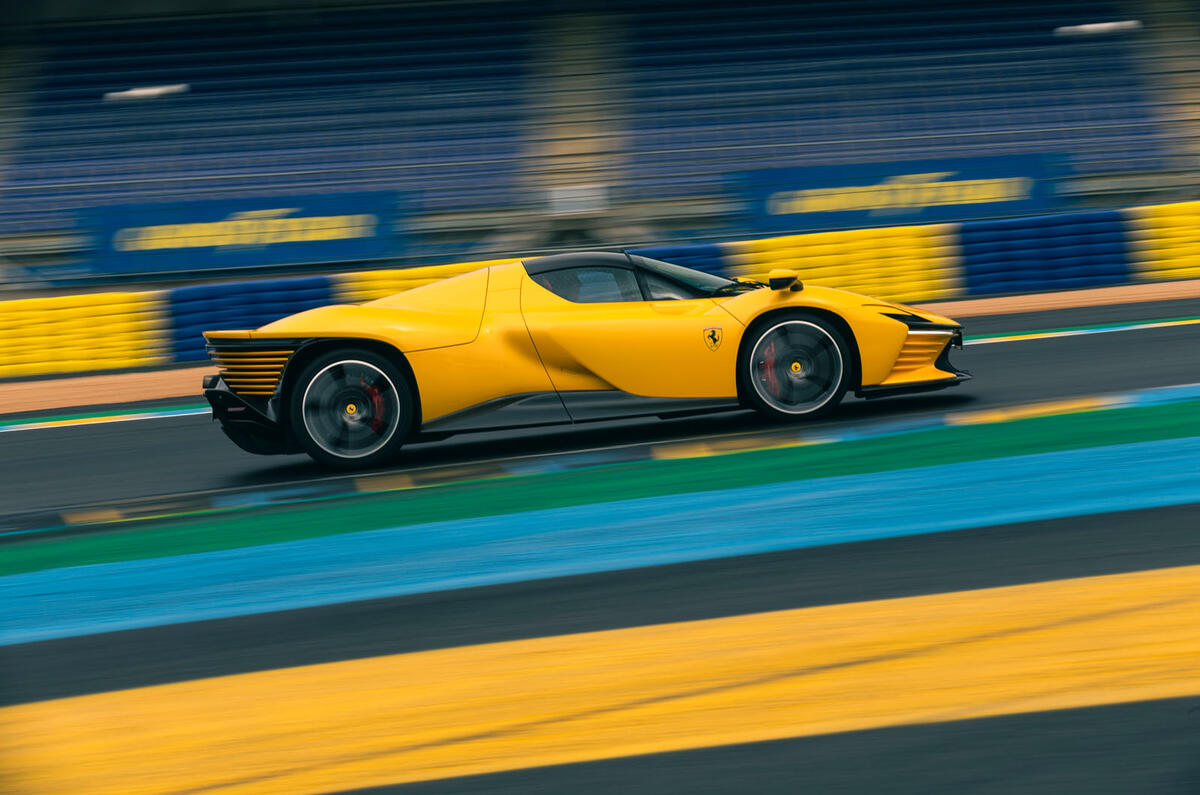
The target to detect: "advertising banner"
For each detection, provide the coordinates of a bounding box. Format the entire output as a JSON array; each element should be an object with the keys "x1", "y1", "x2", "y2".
[
  {"x1": 738, "y1": 156, "x2": 1060, "y2": 232},
  {"x1": 85, "y1": 192, "x2": 402, "y2": 275}
]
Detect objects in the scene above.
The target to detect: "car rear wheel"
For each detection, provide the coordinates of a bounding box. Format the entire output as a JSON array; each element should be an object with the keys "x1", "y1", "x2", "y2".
[
  {"x1": 739, "y1": 315, "x2": 849, "y2": 419},
  {"x1": 287, "y1": 348, "x2": 413, "y2": 469}
]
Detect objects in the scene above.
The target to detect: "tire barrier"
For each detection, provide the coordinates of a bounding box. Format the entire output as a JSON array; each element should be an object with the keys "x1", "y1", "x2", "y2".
[
  {"x1": 336, "y1": 259, "x2": 514, "y2": 303},
  {"x1": 722, "y1": 223, "x2": 961, "y2": 303},
  {"x1": 960, "y1": 209, "x2": 1132, "y2": 296},
  {"x1": 167, "y1": 276, "x2": 335, "y2": 362},
  {"x1": 2, "y1": 201, "x2": 1196, "y2": 379},
  {"x1": 0, "y1": 291, "x2": 168, "y2": 378},
  {"x1": 1125, "y1": 202, "x2": 1200, "y2": 281}
]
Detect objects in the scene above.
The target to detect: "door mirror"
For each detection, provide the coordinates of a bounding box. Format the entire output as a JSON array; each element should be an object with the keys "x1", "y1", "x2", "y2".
[{"x1": 768, "y1": 269, "x2": 802, "y2": 291}]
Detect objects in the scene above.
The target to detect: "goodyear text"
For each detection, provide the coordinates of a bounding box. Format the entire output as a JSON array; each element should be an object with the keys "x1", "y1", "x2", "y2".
[
  {"x1": 113, "y1": 208, "x2": 378, "y2": 251},
  {"x1": 767, "y1": 172, "x2": 1034, "y2": 216}
]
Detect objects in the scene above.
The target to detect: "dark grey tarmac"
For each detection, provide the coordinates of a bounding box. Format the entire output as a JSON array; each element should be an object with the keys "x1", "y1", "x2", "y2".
[{"x1": 3, "y1": 303, "x2": 1198, "y2": 516}]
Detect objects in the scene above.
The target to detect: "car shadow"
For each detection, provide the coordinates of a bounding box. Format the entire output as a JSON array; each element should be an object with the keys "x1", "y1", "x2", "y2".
[{"x1": 233, "y1": 391, "x2": 980, "y2": 485}]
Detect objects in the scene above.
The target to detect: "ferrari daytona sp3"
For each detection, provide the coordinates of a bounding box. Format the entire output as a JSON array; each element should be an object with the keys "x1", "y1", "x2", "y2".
[{"x1": 203, "y1": 252, "x2": 969, "y2": 468}]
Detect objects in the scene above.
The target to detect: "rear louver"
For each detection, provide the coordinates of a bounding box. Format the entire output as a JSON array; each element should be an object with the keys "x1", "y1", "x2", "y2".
[{"x1": 208, "y1": 344, "x2": 297, "y2": 397}]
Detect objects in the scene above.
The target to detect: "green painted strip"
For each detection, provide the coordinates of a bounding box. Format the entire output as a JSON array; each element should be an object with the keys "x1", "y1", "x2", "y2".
[
  {"x1": 5, "y1": 399, "x2": 1199, "y2": 578},
  {"x1": 964, "y1": 315, "x2": 1200, "y2": 343}
]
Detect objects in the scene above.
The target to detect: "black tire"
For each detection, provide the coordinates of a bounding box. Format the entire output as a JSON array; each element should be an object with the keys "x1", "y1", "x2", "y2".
[
  {"x1": 738, "y1": 313, "x2": 850, "y2": 419},
  {"x1": 286, "y1": 347, "x2": 414, "y2": 469}
]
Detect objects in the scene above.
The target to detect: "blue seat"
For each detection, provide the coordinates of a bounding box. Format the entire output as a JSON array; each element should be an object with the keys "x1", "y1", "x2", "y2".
[{"x1": 621, "y1": 0, "x2": 1167, "y2": 190}]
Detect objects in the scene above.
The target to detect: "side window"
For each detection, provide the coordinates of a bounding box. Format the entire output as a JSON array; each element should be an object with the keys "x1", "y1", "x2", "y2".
[
  {"x1": 643, "y1": 272, "x2": 701, "y2": 300},
  {"x1": 532, "y1": 267, "x2": 642, "y2": 303}
]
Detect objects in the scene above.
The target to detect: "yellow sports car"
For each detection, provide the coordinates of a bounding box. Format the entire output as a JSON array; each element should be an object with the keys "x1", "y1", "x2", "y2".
[{"x1": 203, "y1": 252, "x2": 969, "y2": 468}]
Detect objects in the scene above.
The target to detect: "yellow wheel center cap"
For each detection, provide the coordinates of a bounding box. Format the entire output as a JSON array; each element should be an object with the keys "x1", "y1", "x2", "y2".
[
  {"x1": 790, "y1": 361, "x2": 803, "y2": 374},
  {"x1": 345, "y1": 403, "x2": 358, "y2": 416}
]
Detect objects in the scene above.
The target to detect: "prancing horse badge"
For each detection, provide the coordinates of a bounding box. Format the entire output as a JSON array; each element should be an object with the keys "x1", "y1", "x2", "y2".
[{"x1": 703, "y1": 327, "x2": 723, "y2": 351}]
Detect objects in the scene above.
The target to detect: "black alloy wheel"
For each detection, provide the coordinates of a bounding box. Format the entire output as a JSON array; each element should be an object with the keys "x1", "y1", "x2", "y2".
[
  {"x1": 287, "y1": 348, "x2": 413, "y2": 469},
  {"x1": 739, "y1": 315, "x2": 849, "y2": 418}
]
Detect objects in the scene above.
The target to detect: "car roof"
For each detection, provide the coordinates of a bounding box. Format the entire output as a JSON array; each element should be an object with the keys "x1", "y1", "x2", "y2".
[{"x1": 522, "y1": 251, "x2": 633, "y2": 275}]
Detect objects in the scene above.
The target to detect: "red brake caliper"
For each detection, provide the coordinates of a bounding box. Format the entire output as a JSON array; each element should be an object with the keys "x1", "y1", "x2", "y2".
[
  {"x1": 366, "y1": 384, "x2": 384, "y2": 433},
  {"x1": 762, "y1": 340, "x2": 779, "y2": 398}
]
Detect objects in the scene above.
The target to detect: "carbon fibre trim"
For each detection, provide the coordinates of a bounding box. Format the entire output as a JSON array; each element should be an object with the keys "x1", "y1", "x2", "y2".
[
  {"x1": 421, "y1": 393, "x2": 570, "y2": 433},
  {"x1": 560, "y1": 391, "x2": 740, "y2": 422},
  {"x1": 856, "y1": 374, "x2": 971, "y2": 400},
  {"x1": 203, "y1": 379, "x2": 291, "y2": 455},
  {"x1": 421, "y1": 391, "x2": 741, "y2": 434}
]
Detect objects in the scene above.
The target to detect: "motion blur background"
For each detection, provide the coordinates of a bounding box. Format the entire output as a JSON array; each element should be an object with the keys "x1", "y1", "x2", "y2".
[
  {"x1": 3, "y1": 2, "x2": 1200, "y2": 794},
  {"x1": 1, "y1": 0, "x2": 1200, "y2": 372},
  {"x1": 2, "y1": 0, "x2": 1200, "y2": 373},
  {"x1": 0, "y1": 0, "x2": 1195, "y2": 264}
]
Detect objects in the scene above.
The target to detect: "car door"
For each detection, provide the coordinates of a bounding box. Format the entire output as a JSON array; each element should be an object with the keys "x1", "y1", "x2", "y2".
[{"x1": 519, "y1": 257, "x2": 742, "y2": 415}]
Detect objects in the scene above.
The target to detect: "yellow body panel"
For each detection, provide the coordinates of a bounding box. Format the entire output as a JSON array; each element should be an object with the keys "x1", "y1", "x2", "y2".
[
  {"x1": 521, "y1": 275, "x2": 742, "y2": 398},
  {"x1": 405, "y1": 263, "x2": 558, "y2": 421},
  {"x1": 717, "y1": 284, "x2": 912, "y2": 386},
  {"x1": 254, "y1": 267, "x2": 490, "y2": 352},
  {"x1": 205, "y1": 259, "x2": 963, "y2": 425}
]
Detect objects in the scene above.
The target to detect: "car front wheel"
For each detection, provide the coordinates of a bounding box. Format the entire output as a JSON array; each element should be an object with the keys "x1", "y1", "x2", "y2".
[
  {"x1": 287, "y1": 348, "x2": 413, "y2": 469},
  {"x1": 739, "y1": 315, "x2": 849, "y2": 419}
]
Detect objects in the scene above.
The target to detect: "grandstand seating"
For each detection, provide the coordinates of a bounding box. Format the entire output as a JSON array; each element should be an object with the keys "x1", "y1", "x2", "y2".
[
  {"x1": 3, "y1": 4, "x2": 535, "y2": 235},
  {"x1": 620, "y1": 0, "x2": 1170, "y2": 200},
  {"x1": 0, "y1": 0, "x2": 1178, "y2": 247}
]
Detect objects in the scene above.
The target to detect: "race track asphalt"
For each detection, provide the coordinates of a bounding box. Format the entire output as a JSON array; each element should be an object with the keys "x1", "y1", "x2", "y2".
[
  {"x1": 6, "y1": 504, "x2": 1200, "y2": 793},
  {"x1": 378, "y1": 696, "x2": 1200, "y2": 795},
  {"x1": 3, "y1": 299, "x2": 1200, "y2": 793},
  {"x1": 2, "y1": 300, "x2": 1199, "y2": 516}
]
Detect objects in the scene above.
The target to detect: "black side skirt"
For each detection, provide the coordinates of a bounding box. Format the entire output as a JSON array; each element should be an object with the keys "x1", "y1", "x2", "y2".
[
  {"x1": 856, "y1": 374, "x2": 971, "y2": 400},
  {"x1": 420, "y1": 391, "x2": 742, "y2": 435}
]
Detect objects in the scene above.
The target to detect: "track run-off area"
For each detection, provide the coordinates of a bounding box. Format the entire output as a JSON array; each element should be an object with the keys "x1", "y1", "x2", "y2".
[{"x1": 2, "y1": 298, "x2": 1200, "y2": 793}]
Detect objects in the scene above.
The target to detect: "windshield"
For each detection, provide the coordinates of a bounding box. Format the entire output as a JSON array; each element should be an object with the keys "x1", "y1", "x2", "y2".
[{"x1": 629, "y1": 254, "x2": 760, "y2": 296}]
